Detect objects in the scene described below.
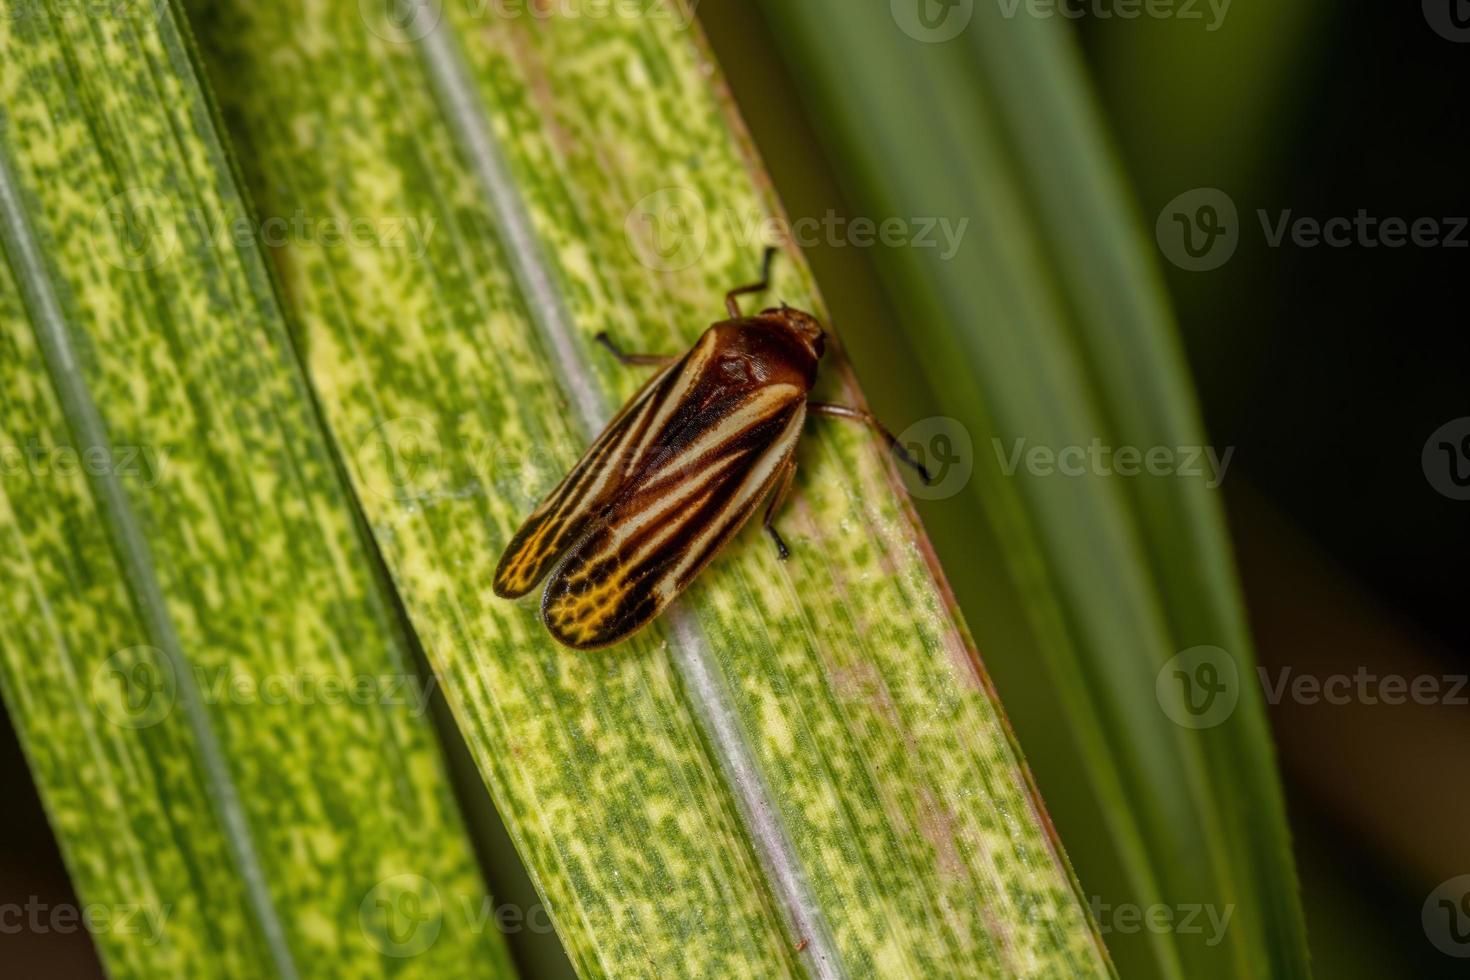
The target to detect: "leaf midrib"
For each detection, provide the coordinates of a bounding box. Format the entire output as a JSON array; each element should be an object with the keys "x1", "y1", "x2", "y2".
[{"x1": 409, "y1": 16, "x2": 848, "y2": 977}]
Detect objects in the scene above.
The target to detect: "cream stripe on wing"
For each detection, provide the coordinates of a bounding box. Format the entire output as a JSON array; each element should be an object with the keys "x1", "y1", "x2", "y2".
[
  {"x1": 605, "y1": 450, "x2": 745, "y2": 550},
  {"x1": 640, "y1": 383, "x2": 800, "y2": 487},
  {"x1": 625, "y1": 489, "x2": 718, "y2": 568},
  {"x1": 561, "y1": 453, "x2": 744, "y2": 586},
  {"x1": 626, "y1": 330, "x2": 717, "y2": 474},
  {"x1": 497, "y1": 358, "x2": 681, "y2": 591},
  {"x1": 536, "y1": 357, "x2": 674, "y2": 527},
  {"x1": 657, "y1": 403, "x2": 805, "y2": 598},
  {"x1": 564, "y1": 484, "x2": 719, "y2": 587}
]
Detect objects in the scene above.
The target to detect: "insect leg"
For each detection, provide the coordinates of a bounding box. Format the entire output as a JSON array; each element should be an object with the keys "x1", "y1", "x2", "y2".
[
  {"x1": 762, "y1": 455, "x2": 798, "y2": 561},
  {"x1": 808, "y1": 402, "x2": 935, "y2": 484},
  {"x1": 724, "y1": 245, "x2": 778, "y2": 318},
  {"x1": 594, "y1": 331, "x2": 678, "y2": 368}
]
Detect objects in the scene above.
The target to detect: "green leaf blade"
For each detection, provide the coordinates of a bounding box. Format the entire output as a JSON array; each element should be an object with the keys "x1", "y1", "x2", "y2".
[{"x1": 0, "y1": 4, "x2": 515, "y2": 977}]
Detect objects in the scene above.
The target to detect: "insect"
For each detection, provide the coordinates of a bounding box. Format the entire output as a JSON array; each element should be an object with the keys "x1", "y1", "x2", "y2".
[{"x1": 493, "y1": 248, "x2": 931, "y2": 649}]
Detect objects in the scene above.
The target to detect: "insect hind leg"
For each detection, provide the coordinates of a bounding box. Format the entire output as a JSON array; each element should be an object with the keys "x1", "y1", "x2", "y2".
[
  {"x1": 808, "y1": 402, "x2": 935, "y2": 484},
  {"x1": 594, "y1": 332, "x2": 677, "y2": 368}
]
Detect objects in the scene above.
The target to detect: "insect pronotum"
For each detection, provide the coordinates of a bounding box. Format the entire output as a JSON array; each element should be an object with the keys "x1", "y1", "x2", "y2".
[{"x1": 493, "y1": 248, "x2": 932, "y2": 649}]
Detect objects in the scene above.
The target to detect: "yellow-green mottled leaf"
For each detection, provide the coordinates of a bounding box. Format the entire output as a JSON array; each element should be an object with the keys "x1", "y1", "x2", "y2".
[{"x1": 0, "y1": 3, "x2": 515, "y2": 977}]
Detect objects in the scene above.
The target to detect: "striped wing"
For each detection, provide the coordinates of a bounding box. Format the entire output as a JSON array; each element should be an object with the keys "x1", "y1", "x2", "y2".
[
  {"x1": 494, "y1": 329, "x2": 720, "y2": 598},
  {"x1": 492, "y1": 361, "x2": 678, "y2": 598},
  {"x1": 541, "y1": 384, "x2": 806, "y2": 650}
]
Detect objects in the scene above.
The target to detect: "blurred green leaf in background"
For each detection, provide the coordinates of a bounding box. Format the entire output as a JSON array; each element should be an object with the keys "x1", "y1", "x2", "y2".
[{"x1": 703, "y1": 2, "x2": 1313, "y2": 979}]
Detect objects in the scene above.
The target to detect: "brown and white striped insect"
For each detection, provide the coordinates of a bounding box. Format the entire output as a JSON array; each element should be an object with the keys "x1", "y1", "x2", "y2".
[{"x1": 493, "y1": 249, "x2": 931, "y2": 649}]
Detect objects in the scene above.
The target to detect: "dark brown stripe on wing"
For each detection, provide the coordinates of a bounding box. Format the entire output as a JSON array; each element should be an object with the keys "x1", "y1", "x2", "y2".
[
  {"x1": 491, "y1": 349, "x2": 689, "y2": 597},
  {"x1": 540, "y1": 393, "x2": 805, "y2": 648}
]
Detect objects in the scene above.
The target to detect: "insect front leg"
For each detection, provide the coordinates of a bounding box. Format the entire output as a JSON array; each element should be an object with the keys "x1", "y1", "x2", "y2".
[
  {"x1": 808, "y1": 402, "x2": 936, "y2": 484},
  {"x1": 725, "y1": 245, "x2": 778, "y2": 318},
  {"x1": 594, "y1": 332, "x2": 678, "y2": 368},
  {"x1": 762, "y1": 455, "x2": 798, "y2": 561}
]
